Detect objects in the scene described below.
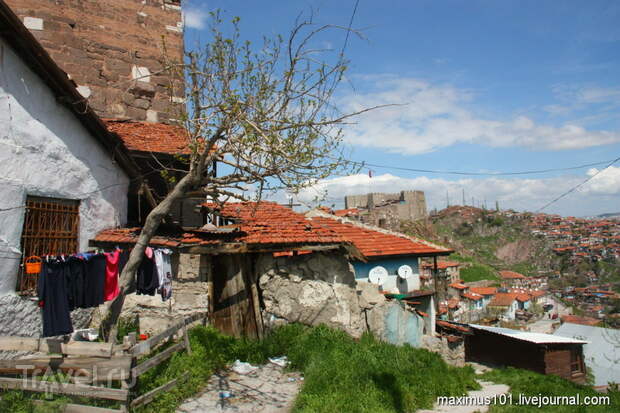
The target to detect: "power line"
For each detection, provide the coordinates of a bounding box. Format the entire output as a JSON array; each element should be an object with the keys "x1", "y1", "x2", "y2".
[
  {"x1": 339, "y1": 157, "x2": 618, "y2": 177},
  {"x1": 535, "y1": 156, "x2": 620, "y2": 213}
]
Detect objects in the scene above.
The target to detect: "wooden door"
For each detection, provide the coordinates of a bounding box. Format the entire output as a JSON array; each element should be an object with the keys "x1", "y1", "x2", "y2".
[{"x1": 211, "y1": 254, "x2": 260, "y2": 338}]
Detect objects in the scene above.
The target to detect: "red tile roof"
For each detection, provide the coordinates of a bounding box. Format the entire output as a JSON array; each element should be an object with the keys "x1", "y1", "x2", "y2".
[
  {"x1": 105, "y1": 120, "x2": 190, "y2": 154},
  {"x1": 561, "y1": 315, "x2": 600, "y2": 326},
  {"x1": 515, "y1": 293, "x2": 531, "y2": 303},
  {"x1": 449, "y1": 282, "x2": 468, "y2": 290},
  {"x1": 307, "y1": 215, "x2": 452, "y2": 259},
  {"x1": 469, "y1": 287, "x2": 497, "y2": 296},
  {"x1": 488, "y1": 293, "x2": 518, "y2": 307},
  {"x1": 333, "y1": 208, "x2": 361, "y2": 217},
  {"x1": 205, "y1": 202, "x2": 345, "y2": 245},
  {"x1": 499, "y1": 270, "x2": 527, "y2": 280},
  {"x1": 462, "y1": 292, "x2": 483, "y2": 301},
  {"x1": 422, "y1": 261, "x2": 460, "y2": 269},
  {"x1": 94, "y1": 202, "x2": 347, "y2": 249}
]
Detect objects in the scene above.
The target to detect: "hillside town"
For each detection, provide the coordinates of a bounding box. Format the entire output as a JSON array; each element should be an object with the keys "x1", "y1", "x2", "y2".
[{"x1": 0, "y1": 0, "x2": 619, "y2": 412}]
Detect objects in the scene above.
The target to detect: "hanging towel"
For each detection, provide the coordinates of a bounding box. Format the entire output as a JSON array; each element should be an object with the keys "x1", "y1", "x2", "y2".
[
  {"x1": 104, "y1": 250, "x2": 121, "y2": 301},
  {"x1": 84, "y1": 253, "x2": 107, "y2": 307}
]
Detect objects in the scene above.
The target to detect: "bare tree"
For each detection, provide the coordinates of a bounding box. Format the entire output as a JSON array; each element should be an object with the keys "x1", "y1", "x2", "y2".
[{"x1": 99, "y1": 11, "x2": 379, "y2": 340}]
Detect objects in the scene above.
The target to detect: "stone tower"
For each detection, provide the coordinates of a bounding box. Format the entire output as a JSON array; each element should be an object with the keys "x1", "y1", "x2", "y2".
[{"x1": 5, "y1": 0, "x2": 186, "y2": 123}]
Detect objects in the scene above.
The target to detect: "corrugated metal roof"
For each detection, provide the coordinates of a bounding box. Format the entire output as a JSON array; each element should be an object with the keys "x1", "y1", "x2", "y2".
[
  {"x1": 554, "y1": 323, "x2": 620, "y2": 387},
  {"x1": 469, "y1": 324, "x2": 588, "y2": 344}
]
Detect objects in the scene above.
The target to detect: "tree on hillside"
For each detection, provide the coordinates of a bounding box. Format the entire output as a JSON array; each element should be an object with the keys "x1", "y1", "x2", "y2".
[{"x1": 100, "y1": 11, "x2": 380, "y2": 340}]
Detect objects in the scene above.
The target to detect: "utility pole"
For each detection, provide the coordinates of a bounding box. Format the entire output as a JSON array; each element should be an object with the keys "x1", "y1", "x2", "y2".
[
  {"x1": 462, "y1": 188, "x2": 466, "y2": 206},
  {"x1": 446, "y1": 191, "x2": 450, "y2": 208}
]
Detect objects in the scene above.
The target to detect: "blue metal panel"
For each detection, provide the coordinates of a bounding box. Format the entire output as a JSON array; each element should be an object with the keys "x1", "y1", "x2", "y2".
[{"x1": 353, "y1": 257, "x2": 419, "y2": 279}]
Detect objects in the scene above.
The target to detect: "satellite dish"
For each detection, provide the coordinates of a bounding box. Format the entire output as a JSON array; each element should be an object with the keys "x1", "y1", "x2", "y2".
[
  {"x1": 397, "y1": 265, "x2": 413, "y2": 279},
  {"x1": 368, "y1": 266, "x2": 388, "y2": 285}
]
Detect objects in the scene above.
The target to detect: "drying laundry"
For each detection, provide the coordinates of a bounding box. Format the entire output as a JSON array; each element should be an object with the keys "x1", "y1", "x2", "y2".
[
  {"x1": 38, "y1": 258, "x2": 73, "y2": 337},
  {"x1": 154, "y1": 248, "x2": 173, "y2": 301}
]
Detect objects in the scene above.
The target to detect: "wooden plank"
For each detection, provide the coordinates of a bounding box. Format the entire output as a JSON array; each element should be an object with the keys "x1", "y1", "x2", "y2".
[
  {"x1": 130, "y1": 377, "x2": 182, "y2": 408},
  {"x1": 33, "y1": 400, "x2": 124, "y2": 413},
  {"x1": 131, "y1": 313, "x2": 205, "y2": 357},
  {"x1": 61, "y1": 341, "x2": 113, "y2": 358},
  {"x1": 0, "y1": 377, "x2": 129, "y2": 401},
  {"x1": 131, "y1": 341, "x2": 185, "y2": 377},
  {"x1": 0, "y1": 356, "x2": 132, "y2": 382},
  {"x1": 0, "y1": 336, "x2": 39, "y2": 351},
  {"x1": 183, "y1": 326, "x2": 192, "y2": 355}
]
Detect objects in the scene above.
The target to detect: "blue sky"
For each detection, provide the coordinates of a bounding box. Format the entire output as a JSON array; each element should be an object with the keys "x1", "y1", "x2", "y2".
[{"x1": 182, "y1": 1, "x2": 620, "y2": 216}]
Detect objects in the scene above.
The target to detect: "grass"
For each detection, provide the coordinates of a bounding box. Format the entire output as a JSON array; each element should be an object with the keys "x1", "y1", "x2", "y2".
[
  {"x1": 482, "y1": 367, "x2": 620, "y2": 412},
  {"x1": 460, "y1": 263, "x2": 499, "y2": 282},
  {"x1": 0, "y1": 324, "x2": 480, "y2": 413}
]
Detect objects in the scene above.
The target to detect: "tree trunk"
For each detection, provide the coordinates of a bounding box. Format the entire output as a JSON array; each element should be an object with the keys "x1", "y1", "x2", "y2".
[{"x1": 100, "y1": 171, "x2": 199, "y2": 342}]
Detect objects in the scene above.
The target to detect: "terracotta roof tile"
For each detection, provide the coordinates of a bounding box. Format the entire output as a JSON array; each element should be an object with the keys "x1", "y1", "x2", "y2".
[
  {"x1": 105, "y1": 120, "x2": 190, "y2": 154},
  {"x1": 462, "y1": 292, "x2": 483, "y2": 301},
  {"x1": 449, "y1": 283, "x2": 468, "y2": 290},
  {"x1": 499, "y1": 270, "x2": 527, "y2": 280},
  {"x1": 488, "y1": 293, "x2": 518, "y2": 307},
  {"x1": 469, "y1": 287, "x2": 497, "y2": 296},
  {"x1": 202, "y1": 202, "x2": 345, "y2": 245},
  {"x1": 307, "y1": 216, "x2": 451, "y2": 258}
]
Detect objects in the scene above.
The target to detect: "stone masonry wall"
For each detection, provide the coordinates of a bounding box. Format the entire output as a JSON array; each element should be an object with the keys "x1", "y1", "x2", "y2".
[
  {"x1": 96, "y1": 253, "x2": 210, "y2": 335},
  {"x1": 6, "y1": 0, "x2": 185, "y2": 123},
  {"x1": 421, "y1": 335, "x2": 465, "y2": 367}
]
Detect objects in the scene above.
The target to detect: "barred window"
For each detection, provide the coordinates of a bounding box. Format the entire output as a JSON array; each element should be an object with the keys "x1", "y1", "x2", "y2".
[{"x1": 17, "y1": 196, "x2": 80, "y2": 293}]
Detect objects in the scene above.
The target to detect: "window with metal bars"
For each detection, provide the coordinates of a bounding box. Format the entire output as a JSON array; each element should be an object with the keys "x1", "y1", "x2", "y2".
[{"x1": 17, "y1": 196, "x2": 80, "y2": 293}]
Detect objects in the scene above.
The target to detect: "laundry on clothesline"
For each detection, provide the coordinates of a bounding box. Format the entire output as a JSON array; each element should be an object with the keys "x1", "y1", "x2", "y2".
[{"x1": 36, "y1": 247, "x2": 174, "y2": 337}]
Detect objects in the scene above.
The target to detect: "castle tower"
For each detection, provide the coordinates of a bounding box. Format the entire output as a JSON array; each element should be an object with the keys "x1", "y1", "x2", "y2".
[{"x1": 5, "y1": 0, "x2": 186, "y2": 123}]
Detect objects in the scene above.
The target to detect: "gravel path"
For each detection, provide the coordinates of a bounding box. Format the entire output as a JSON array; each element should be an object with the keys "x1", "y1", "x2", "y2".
[{"x1": 177, "y1": 363, "x2": 303, "y2": 413}]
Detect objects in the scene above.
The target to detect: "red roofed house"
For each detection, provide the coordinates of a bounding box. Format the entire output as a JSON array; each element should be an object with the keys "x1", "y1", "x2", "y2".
[
  {"x1": 305, "y1": 208, "x2": 453, "y2": 340},
  {"x1": 499, "y1": 270, "x2": 528, "y2": 288},
  {"x1": 487, "y1": 293, "x2": 520, "y2": 320},
  {"x1": 421, "y1": 261, "x2": 461, "y2": 283}
]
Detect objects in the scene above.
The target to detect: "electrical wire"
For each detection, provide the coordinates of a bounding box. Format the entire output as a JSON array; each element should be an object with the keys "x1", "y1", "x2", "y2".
[
  {"x1": 535, "y1": 156, "x2": 620, "y2": 213},
  {"x1": 337, "y1": 157, "x2": 618, "y2": 177}
]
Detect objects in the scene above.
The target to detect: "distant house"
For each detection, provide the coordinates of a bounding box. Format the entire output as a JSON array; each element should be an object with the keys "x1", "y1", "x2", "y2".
[
  {"x1": 466, "y1": 324, "x2": 588, "y2": 384},
  {"x1": 499, "y1": 270, "x2": 528, "y2": 288},
  {"x1": 554, "y1": 322, "x2": 620, "y2": 390},
  {"x1": 469, "y1": 287, "x2": 497, "y2": 308},
  {"x1": 421, "y1": 261, "x2": 461, "y2": 284},
  {"x1": 487, "y1": 293, "x2": 519, "y2": 320}
]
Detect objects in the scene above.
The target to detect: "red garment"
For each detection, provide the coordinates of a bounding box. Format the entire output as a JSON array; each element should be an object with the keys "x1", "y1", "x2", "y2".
[{"x1": 104, "y1": 250, "x2": 121, "y2": 301}]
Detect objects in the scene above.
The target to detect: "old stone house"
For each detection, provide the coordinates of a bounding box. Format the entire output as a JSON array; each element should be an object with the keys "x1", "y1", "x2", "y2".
[
  {"x1": 0, "y1": 1, "x2": 139, "y2": 334},
  {"x1": 341, "y1": 190, "x2": 427, "y2": 229}
]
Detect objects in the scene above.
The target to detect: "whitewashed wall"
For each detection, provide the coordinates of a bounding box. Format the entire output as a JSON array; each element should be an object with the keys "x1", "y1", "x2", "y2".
[{"x1": 0, "y1": 38, "x2": 129, "y2": 295}]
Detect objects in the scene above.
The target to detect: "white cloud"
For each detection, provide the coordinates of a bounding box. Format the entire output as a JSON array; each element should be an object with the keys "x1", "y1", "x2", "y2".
[
  {"x1": 182, "y1": 7, "x2": 208, "y2": 30},
  {"x1": 340, "y1": 75, "x2": 620, "y2": 154},
  {"x1": 283, "y1": 167, "x2": 620, "y2": 216}
]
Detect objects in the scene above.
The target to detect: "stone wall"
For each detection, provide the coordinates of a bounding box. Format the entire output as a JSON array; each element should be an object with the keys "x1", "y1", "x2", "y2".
[
  {"x1": 256, "y1": 251, "x2": 428, "y2": 346},
  {"x1": 344, "y1": 191, "x2": 427, "y2": 229},
  {"x1": 0, "y1": 294, "x2": 92, "y2": 339},
  {"x1": 105, "y1": 253, "x2": 210, "y2": 335},
  {"x1": 6, "y1": 0, "x2": 185, "y2": 122},
  {"x1": 421, "y1": 335, "x2": 466, "y2": 367}
]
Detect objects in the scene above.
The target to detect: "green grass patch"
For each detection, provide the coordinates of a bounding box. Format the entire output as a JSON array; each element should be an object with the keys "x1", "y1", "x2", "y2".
[
  {"x1": 482, "y1": 367, "x2": 620, "y2": 412},
  {"x1": 1, "y1": 324, "x2": 480, "y2": 413},
  {"x1": 460, "y1": 263, "x2": 498, "y2": 282}
]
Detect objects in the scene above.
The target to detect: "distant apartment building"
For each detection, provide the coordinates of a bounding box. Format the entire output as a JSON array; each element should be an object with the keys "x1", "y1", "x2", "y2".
[{"x1": 342, "y1": 190, "x2": 427, "y2": 229}]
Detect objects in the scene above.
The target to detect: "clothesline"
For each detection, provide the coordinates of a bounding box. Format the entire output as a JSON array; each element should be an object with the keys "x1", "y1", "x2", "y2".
[{"x1": 37, "y1": 246, "x2": 173, "y2": 337}]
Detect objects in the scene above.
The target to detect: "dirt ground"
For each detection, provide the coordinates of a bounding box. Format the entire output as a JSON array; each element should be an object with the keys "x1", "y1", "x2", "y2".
[{"x1": 177, "y1": 362, "x2": 303, "y2": 413}]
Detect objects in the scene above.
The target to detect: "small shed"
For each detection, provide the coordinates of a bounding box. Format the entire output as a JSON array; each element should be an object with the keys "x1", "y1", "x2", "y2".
[
  {"x1": 555, "y1": 322, "x2": 620, "y2": 390},
  {"x1": 465, "y1": 324, "x2": 588, "y2": 383}
]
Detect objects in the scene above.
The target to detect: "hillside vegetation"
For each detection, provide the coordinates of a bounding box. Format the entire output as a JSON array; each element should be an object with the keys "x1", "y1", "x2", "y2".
[{"x1": 402, "y1": 206, "x2": 559, "y2": 281}]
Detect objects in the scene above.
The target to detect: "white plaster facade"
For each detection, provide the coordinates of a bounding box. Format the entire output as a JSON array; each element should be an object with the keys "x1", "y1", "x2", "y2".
[{"x1": 0, "y1": 37, "x2": 130, "y2": 295}]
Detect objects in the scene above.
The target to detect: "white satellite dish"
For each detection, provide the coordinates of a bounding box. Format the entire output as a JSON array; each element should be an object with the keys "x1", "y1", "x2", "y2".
[
  {"x1": 397, "y1": 265, "x2": 413, "y2": 279},
  {"x1": 368, "y1": 266, "x2": 388, "y2": 285}
]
